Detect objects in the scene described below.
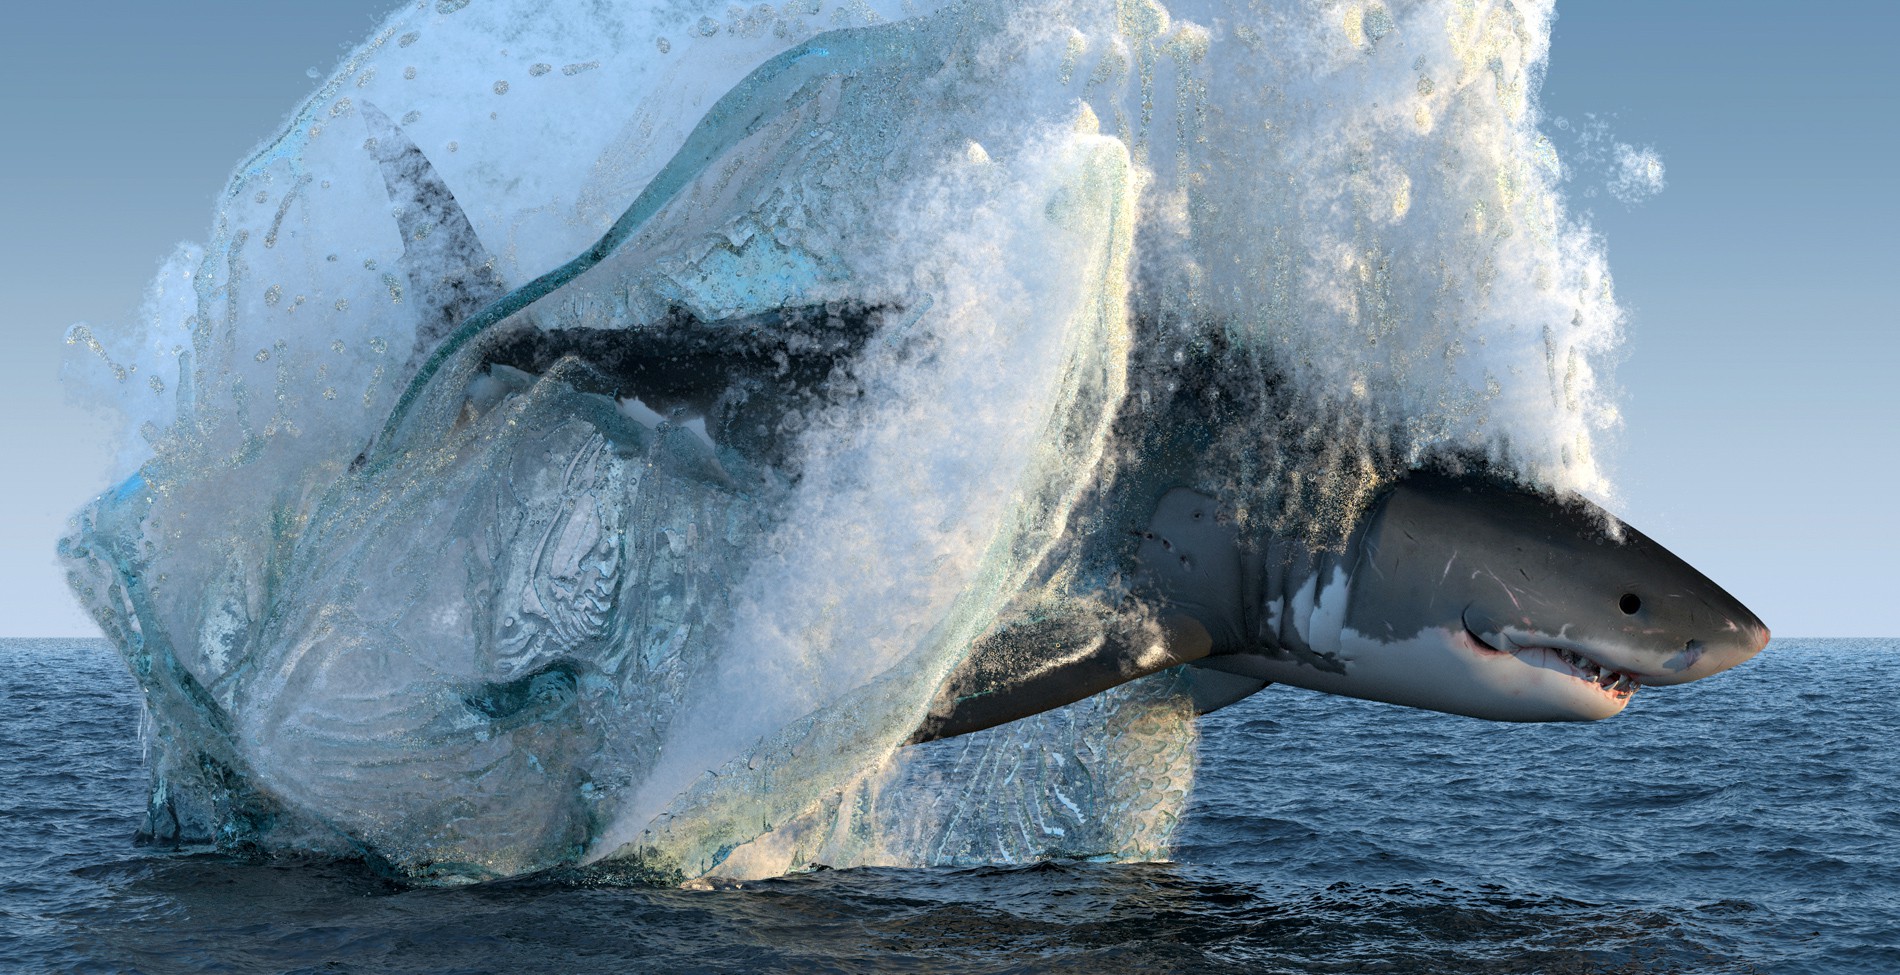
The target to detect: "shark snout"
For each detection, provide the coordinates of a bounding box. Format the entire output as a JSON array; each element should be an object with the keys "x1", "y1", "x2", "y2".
[
  {"x1": 1458, "y1": 585, "x2": 1770, "y2": 690},
  {"x1": 1635, "y1": 614, "x2": 1770, "y2": 687}
]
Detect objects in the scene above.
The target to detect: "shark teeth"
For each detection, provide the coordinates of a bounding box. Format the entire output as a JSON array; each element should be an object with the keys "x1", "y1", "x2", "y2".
[
  {"x1": 1550, "y1": 646, "x2": 1640, "y2": 695},
  {"x1": 1463, "y1": 626, "x2": 1642, "y2": 696}
]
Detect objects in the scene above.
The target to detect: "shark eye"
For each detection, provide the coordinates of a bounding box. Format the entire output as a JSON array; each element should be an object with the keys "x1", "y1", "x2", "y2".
[{"x1": 1619, "y1": 593, "x2": 1642, "y2": 615}]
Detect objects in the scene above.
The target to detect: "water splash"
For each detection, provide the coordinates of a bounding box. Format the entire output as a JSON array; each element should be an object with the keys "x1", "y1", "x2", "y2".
[
  {"x1": 63, "y1": 0, "x2": 1627, "y2": 883},
  {"x1": 1551, "y1": 112, "x2": 1668, "y2": 205}
]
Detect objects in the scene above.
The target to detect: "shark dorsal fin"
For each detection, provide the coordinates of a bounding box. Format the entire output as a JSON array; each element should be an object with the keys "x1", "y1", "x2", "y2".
[{"x1": 361, "y1": 101, "x2": 506, "y2": 365}]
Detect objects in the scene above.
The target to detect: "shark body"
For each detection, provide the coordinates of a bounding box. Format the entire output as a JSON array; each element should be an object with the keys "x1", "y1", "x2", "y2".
[{"x1": 64, "y1": 8, "x2": 1767, "y2": 883}]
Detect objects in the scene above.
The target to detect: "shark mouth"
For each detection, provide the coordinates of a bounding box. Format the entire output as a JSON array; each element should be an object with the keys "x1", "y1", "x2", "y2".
[
  {"x1": 1541, "y1": 646, "x2": 1641, "y2": 697},
  {"x1": 1462, "y1": 623, "x2": 1641, "y2": 699}
]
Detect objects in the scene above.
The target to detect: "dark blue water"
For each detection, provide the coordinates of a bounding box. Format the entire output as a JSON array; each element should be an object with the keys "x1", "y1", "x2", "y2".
[{"x1": 3, "y1": 638, "x2": 1894, "y2": 974}]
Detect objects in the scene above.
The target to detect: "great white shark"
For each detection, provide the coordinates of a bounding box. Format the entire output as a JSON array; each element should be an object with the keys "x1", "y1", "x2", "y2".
[{"x1": 65, "y1": 6, "x2": 1770, "y2": 882}]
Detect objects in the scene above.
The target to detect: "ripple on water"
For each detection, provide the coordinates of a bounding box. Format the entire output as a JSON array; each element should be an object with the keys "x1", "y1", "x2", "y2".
[{"x1": 3, "y1": 639, "x2": 1897, "y2": 975}]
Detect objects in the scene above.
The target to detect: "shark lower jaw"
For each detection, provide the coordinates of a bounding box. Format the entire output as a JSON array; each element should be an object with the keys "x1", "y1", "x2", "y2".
[
  {"x1": 1219, "y1": 626, "x2": 1634, "y2": 722},
  {"x1": 1457, "y1": 625, "x2": 1640, "y2": 703}
]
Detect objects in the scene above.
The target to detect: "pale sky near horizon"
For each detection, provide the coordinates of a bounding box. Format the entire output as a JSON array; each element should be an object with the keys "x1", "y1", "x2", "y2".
[{"x1": 1, "y1": 1, "x2": 1894, "y2": 637}]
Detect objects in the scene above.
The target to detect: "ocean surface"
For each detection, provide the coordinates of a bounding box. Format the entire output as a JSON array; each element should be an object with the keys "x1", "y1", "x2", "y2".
[{"x1": 2, "y1": 636, "x2": 1893, "y2": 974}]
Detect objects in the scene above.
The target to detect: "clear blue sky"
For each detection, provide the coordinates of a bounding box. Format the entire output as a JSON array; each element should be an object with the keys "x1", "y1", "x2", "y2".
[{"x1": 2, "y1": 2, "x2": 1893, "y2": 636}]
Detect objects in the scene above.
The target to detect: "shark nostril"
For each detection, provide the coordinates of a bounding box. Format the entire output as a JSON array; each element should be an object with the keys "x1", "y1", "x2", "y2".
[{"x1": 1619, "y1": 593, "x2": 1642, "y2": 615}]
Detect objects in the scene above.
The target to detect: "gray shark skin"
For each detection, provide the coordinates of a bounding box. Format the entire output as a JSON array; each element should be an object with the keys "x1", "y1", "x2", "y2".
[
  {"x1": 914, "y1": 468, "x2": 1771, "y2": 741},
  {"x1": 1342, "y1": 471, "x2": 1769, "y2": 698}
]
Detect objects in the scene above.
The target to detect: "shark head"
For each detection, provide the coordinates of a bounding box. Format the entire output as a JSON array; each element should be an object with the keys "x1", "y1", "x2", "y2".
[{"x1": 1234, "y1": 468, "x2": 1771, "y2": 721}]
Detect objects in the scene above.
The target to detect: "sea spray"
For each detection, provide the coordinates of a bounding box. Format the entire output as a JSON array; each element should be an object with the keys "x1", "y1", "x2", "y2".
[{"x1": 63, "y1": 0, "x2": 1629, "y2": 882}]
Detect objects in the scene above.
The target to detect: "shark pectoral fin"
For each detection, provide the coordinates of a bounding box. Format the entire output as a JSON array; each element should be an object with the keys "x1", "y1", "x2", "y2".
[
  {"x1": 907, "y1": 612, "x2": 1213, "y2": 745},
  {"x1": 1178, "y1": 662, "x2": 1271, "y2": 714}
]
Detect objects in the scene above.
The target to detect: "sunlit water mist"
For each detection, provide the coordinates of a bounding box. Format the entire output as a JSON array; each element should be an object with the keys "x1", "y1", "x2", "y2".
[{"x1": 63, "y1": 0, "x2": 1633, "y2": 883}]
